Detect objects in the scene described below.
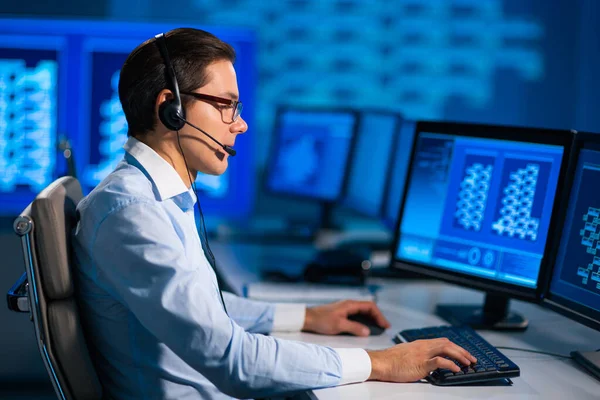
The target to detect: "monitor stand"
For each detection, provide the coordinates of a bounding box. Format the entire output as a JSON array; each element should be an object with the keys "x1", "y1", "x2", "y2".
[
  {"x1": 436, "y1": 293, "x2": 528, "y2": 331},
  {"x1": 571, "y1": 350, "x2": 600, "y2": 382}
]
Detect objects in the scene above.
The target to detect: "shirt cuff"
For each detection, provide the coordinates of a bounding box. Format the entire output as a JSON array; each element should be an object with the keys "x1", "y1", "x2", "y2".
[
  {"x1": 271, "y1": 303, "x2": 306, "y2": 332},
  {"x1": 334, "y1": 348, "x2": 372, "y2": 385}
]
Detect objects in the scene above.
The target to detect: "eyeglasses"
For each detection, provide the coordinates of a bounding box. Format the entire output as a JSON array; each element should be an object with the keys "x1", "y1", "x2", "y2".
[{"x1": 181, "y1": 91, "x2": 243, "y2": 123}]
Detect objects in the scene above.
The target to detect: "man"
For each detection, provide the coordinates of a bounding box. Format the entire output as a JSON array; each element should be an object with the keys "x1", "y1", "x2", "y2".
[{"x1": 73, "y1": 28, "x2": 475, "y2": 399}]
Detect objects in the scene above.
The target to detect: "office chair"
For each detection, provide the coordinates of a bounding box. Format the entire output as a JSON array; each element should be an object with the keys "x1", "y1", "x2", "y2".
[{"x1": 11, "y1": 176, "x2": 103, "y2": 400}]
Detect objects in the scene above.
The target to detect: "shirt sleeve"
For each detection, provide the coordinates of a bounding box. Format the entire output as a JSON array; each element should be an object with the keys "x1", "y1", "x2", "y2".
[
  {"x1": 272, "y1": 303, "x2": 306, "y2": 332},
  {"x1": 334, "y1": 348, "x2": 372, "y2": 385},
  {"x1": 222, "y1": 293, "x2": 306, "y2": 333},
  {"x1": 91, "y1": 201, "x2": 346, "y2": 399},
  {"x1": 221, "y1": 291, "x2": 275, "y2": 333}
]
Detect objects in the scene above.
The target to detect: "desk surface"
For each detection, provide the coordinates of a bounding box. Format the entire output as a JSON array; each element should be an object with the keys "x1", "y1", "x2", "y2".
[{"x1": 212, "y1": 242, "x2": 600, "y2": 399}]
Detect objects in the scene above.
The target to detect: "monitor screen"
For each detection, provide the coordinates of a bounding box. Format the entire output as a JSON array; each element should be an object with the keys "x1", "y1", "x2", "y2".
[
  {"x1": 343, "y1": 112, "x2": 399, "y2": 218},
  {"x1": 0, "y1": 40, "x2": 62, "y2": 214},
  {"x1": 383, "y1": 119, "x2": 416, "y2": 228},
  {"x1": 0, "y1": 19, "x2": 257, "y2": 219},
  {"x1": 77, "y1": 31, "x2": 256, "y2": 218},
  {"x1": 547, "y1": 138, "x2": 600, "y2": 328},
  {"x1": 266, "y1": 109, "x2": 357, "y2": 202},
  {"x1": 395, "y1": 129, "x2": 565, "y2": 290}
]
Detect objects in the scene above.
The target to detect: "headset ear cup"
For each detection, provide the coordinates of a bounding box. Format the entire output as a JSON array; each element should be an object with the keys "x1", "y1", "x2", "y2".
[{"x1": 159, "y1": 100, "x2": 185, "y2": 131}]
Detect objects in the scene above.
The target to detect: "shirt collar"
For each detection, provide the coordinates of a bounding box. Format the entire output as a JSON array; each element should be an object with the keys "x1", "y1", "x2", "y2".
[{"x1": 123, "y1": 136, "x2": 196, "y2": 204}]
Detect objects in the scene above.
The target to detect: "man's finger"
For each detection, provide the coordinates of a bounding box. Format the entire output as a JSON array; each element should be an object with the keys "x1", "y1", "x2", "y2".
[
  {"x1": 339, "y1": 319, "x2": 370, "y2": 337},
  {"x1": 427, "y1": 356, "x2": 461, "y2": 373},
  {"x1": 428, "y1": 339, "x2": 473, "y2": 366}
]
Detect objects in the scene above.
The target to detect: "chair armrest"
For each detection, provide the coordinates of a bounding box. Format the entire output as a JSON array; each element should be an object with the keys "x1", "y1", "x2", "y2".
[{"x1": 7, "y1": 272, "x2": 30, "y2": 313}]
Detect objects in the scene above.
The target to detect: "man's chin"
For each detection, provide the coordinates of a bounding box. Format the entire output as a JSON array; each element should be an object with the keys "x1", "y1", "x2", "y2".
[{"x1": 205, "y1": 160, "x2": 228, "y2": 176}]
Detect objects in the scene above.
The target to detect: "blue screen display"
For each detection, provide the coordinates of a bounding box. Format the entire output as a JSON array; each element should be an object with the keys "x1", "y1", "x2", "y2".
[
  {"x1": 344, "y1": 113, "x2": 398, "y2": 217},
  {"x1": 396, "y1": 132, "x2": 564, "y2": 288},
  {"x1": 550, "y1": 147, "x2": 600, "y2": 312},
  {"x1": 0, "y1": 43, "x2": 61, "y2": 214},
  {"x1": 267, "y1": 110, "x2": 356, "y2": 201},
  {"x1": 383, "y1": 120, "x2": 416, "y2": 228},
  {"x1": 0, "y1": 20, "x2": 256, "y2": 218},
  {"x1": 80, "y1": 43, "x2": 235, "y2": 200}
]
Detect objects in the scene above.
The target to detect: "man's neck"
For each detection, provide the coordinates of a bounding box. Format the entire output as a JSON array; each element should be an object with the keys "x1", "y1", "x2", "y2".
[{"x1": 132, "y1": 132, "x2": 197, "y2": 188}]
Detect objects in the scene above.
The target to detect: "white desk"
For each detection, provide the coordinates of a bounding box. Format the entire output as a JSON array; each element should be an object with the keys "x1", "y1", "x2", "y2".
[{"x1": 212, "y1": 242, "x2": 600, "y2": 399}]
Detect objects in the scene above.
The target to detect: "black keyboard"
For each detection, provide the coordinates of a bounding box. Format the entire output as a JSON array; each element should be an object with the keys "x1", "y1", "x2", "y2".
[{"x1": 394, "y1": 326, "x2": 520, "y2": 385}]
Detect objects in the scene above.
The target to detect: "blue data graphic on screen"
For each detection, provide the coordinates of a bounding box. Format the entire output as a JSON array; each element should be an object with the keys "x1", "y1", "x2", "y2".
[
  {"x1": 383, "y1": 120, "x2": 416, "y2": 228},
  {"x1": 81, "y1": 49, "x2": 128, "y2": 187},
  {"x1": 267, "y1": 111, "x2": 356, "y2": 201},
  {"x1": 550, "y1": 148, "x2": 600, "y2": 310},
  {"x1": 0, "y1": 46, "x2": 58, "y2": 213},
  {"x1": 344, "y1": 113, "x2": 397, "y2": 217},
  {"x1": 397, "y1": 132, "x2": 564, "y2": 288},
  {"x1": 80, "y1": 44, "x2": 232, "y2": 199}
]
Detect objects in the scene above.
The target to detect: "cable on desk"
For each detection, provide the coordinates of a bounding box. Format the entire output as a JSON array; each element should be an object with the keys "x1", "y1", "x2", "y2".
[{"x1": 494, "y1": 346, "x2": 571, "y2": 359}]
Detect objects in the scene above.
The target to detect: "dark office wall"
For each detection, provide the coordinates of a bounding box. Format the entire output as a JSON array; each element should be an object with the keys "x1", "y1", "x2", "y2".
[{"x1": 0, "y1": 0, "x2": 106, "y2": 17}]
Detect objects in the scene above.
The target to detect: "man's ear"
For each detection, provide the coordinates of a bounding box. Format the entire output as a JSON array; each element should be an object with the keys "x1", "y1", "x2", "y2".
[{"x1": 154, "y1": 89, "x2": 174, "y2": 116}]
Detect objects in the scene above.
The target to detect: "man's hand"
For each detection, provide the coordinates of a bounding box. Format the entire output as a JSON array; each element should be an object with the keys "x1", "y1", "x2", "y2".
[
  {"x1": 302, "y1": 300, "x2": 391, "y2": 336},
  {"x1": 367, "y1": 338, "x2": 478, "y2": 382}
]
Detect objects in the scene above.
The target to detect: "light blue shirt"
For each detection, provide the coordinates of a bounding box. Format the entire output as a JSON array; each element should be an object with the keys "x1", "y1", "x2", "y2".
[{"x1": 73, "y1": 137, "x2": 370, "y2": 400}]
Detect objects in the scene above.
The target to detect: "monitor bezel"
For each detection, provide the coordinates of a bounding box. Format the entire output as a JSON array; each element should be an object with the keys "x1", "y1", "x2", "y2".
[
  {"x1": 381, "y1": 118, "x2": 416, "y2": 230},
  {"x1": 390, "y1": 120, "x2": 575, "y2": 303},
  {"x1": 542, "y1": 131, "x2": 600, "y2": 331},
  {"x1": 264, "y1": 105, "x2": 360, "y2": 204},
  {"x1": 341, "y1": 109, "x2": 403, "y2": 219}
]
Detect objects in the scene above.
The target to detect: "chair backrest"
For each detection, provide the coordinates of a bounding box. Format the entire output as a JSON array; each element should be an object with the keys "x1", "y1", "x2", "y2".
[{"x1": 14, "y1": 176, "x2": 103, "y2": 400}]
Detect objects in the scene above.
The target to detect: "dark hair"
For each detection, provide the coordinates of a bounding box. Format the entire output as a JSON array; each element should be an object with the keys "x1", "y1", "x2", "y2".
[{"x1": 119, "y1": 28, "x2": 236, "y2": 136}]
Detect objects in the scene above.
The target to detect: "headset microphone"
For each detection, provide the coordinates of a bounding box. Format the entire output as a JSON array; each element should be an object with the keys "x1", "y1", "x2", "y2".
[{"x1": 178, "y1": 116, "x2": 237, "y2": 157}]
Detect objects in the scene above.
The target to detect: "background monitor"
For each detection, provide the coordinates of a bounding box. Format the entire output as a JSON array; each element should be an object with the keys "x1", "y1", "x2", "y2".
[
  {"x1": 266, "y1": 107, "x2": 357, "y2": 203},
  {"x1": 382, "y1": 119, "x2": 416, "y2": 229},
  {"x1": 343, "y1": 110, "x2": 400, "y2": 219},
  {"x1": 0, "y1": 19, "x2": 257, "y2": 219},
  {"x1": 544, "y1": 132, "x2": 600, "y2": 379},
  {"x1": 391, "y1": 121, "x2": 573, "y2": 330},
  {"x1": 0, "y1": 34, "x2": 67, "y2": 215}
]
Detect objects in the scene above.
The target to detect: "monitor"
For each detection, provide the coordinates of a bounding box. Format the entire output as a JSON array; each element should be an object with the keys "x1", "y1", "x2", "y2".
[
  {"x1": 266, "y1": 107, "x2": 357, "y2": 203},
  {"x1": 382, "y1": 119, "x2": 416, "y2": 229},
  {"x1": 73, "y1": 23, "x2": 257, "y2": 220},
  {"x1": 0, "y1": 35, "x2": 66, "y2": 215},
  {"x1": 0, "y1": 19, "x2": 257, "y2": 220},
  {"x1": 544, "y1": 132, "x2": 600, "y2": 379},
  {"x1": 391, "y1": 121, "x2": 573, "y2": 330},
  {"x1": 343, "y1": 111, "x2": 400, "y2": 218}
]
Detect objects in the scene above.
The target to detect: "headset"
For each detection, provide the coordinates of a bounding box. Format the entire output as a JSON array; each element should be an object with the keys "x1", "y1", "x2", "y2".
[{"x1": 154, "y1": 33, "x2": 186, "y2": 131}]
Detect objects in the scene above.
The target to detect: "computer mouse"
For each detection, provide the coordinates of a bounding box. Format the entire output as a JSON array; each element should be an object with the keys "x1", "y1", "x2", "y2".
[{"x1": 347, "y1": 313, "x2": 385, "y2": 336}]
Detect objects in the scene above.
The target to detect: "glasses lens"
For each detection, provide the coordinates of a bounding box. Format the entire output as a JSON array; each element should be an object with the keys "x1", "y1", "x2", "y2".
[{"x1": 233, "y1": 102, "x2": 243, "y2": 122}]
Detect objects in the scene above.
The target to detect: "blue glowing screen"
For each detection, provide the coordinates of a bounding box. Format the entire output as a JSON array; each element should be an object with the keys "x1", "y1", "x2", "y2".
[
  {"x1": 0, "y1": 46, "x2": 58, "y2": 213},
  {"x1": 396, "y1": 132, "x2": 564, "y2": 288},
  {"x1": 0, "y1": 20, "x2": 256, "y2": 218},
  {"x1": 81, "y1": 46, "x2": 234, "y2": 198},
  {"x1": 344, "y1": 112, "x2": 398, "y2": 218},
  {"x1": 267, "y1": 110, "x2": 356, "y2": 201},
  {"x1": 550, "y1": 146, "x2": 600, "y2": 313}
]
